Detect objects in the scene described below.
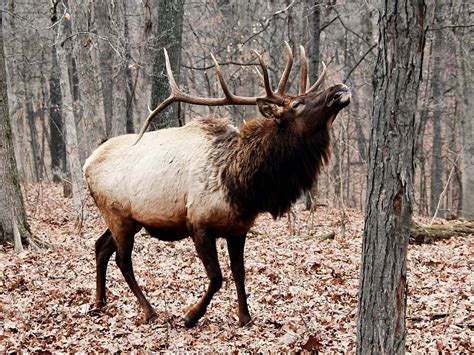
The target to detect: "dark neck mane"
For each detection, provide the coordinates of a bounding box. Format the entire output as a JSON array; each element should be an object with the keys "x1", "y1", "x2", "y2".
[{"x1": 205, "y1": 117, "x2": 332, "y2": 218}]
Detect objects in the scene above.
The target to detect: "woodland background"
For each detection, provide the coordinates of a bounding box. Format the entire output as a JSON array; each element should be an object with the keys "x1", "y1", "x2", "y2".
[
  {"x1": 2, "y1": 0, "x2": 473, "y2": 218},
  {"x1": 0, "y1": 0, "x2": 473, "y2": 352}
]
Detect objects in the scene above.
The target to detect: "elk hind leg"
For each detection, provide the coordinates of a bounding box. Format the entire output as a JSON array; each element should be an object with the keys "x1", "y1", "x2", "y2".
[
  {"x1": 113, "y1": 226, "x2": 157, "y2": 323},
  {"x1": 95, "y1": 228, "x2": 116, "y2": 309},
  {"x1": 227, "y1": 235, "x2": 251, "y2": 326},
  {"x1": 185, "y1": 233, "x2": 222, "y2": 327}
]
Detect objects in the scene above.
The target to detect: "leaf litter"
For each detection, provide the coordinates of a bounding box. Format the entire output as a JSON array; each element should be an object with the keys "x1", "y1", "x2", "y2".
[{"x1": 0, "y1": 183, "x2": 472, "y2": 352}]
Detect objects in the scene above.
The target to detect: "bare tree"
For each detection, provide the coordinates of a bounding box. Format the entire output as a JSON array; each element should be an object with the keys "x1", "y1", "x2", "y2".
[
  {"x1": 0, "y1": 11, "x2": 33, "y2": 251},
  {"x1": 429, "y1": 0, "x2": 445, "y2": 217},
  {"x1": 149, "y1": 0, "x2": 185, "y2": 129},
  {"x1": 94, "y1": 0, "x2": 128, "y2": 137},
  {"x1": 49, "y1": 44, "x2": 67, "y2": 182},
  {"x1": 1, "y1": 0, "x2": 470, "y2": 221},
  {"x1": 457, "y1": 4, "x2": 474, "y2": 220},
  {"x1": 54, "y1": 3, "x2": 88, "y2": 222},
  {"x1": 304, "y1": 0, "x2": 322, "y2": 210},
  {"x1": 356, "y1": 1, "x2": 426, "y2": 353}
]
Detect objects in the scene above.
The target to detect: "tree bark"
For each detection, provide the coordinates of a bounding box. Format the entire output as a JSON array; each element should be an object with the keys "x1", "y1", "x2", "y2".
[
  {"x1": 94, "y1": 1, "x2": 114, "y2": 137},
  {"x1": 429, "y1": 0, "x2": 445, "y2": 217},
  {"x1": 0, "y1": 12, "x2": 33, "y2": 249},
  {"x1": 123, "y1": 0, "x2": 135, "y2": 133},
  {"x1": 94, "y1": 0, "x2": 128, "y2": 137},
  {"x1": 55, "y1": 5, "x2": 88, "y2": 222},
  {"x1": 457, "y1": 4, "x2": 474, "y2": 220},
  {"x1": 149, "y1": 0, "x2": 185, "y2": 130},
  {"x1": 49, "y1": 44, "x2": 67, "y2": 183},
  {"x1": 356, "y1": 1, "x2": 426, "y2": 353},
  {"x1": 20, "y1": 43, "x2": 42, "y2": 182},
  {"x1": 305, "y1": 0, "x2": 322, "y2": 210},
  {"x1": 68, "y1": 0, "x2": 105, "y2": 155}
]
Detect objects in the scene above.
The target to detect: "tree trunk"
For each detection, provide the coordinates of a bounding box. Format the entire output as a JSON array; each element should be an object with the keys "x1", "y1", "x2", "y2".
[
  {"x1": 149, "y1": 0, "x2": 185, "y2": 130},
  {"x1": 429, "y1": 0, "x2": 445, "y2": 217},
  {"x1": 356, "y1": 1, "x2": 426, "y2": 353},
  {"x1": 123, "y1": 0, "x2": 135, "y2": 133},
  {"x1": 55, "y1": 5, "x2": 88, "y2": 222},
  {"x1": 68, "y1": 0, "x2": 105, "y2": 155},
  {"x1": 457, "y1": 5, "x2": 474, "y2": 220},
  {"x1": 20, "y1": 45, "x2": 42, "y2": 182},
  {"x1": 305, "y1": 0, "x2": 322, "y2": 210},
  {"x1": 49, "y1": 44, "x2": 67, "y2": 184},
  {"x1": 94, "y1": 1, "x2": 114, "y2": 137},
  {"x1": 0, "y1": 12, "x2": 33, "y2": 250},
  {"x1": 94, "y1": 0, "x2": 128, "y2": 137}
]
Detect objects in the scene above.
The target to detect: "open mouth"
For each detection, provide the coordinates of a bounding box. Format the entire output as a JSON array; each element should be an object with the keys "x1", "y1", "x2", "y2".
[{"x1": 328, "y1": 86, "x2": 351, "y2": 107}]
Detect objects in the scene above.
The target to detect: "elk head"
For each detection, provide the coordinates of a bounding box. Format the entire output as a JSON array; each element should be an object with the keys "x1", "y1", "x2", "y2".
[{"x1": 134, "y1": 42, "x2": 350, "y2": 144}]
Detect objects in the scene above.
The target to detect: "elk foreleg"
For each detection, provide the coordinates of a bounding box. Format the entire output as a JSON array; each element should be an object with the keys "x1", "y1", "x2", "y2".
[
  {"x1": 227, "y1": 235, "x2": 251, "y2": 326},
  {"x1": 95, "y1": 229, "x2": 116, "y2": 309},
  {"x1": 185, "y1": 232, "x2": 222, "y2": 327},
  {"x1": 114, "y1": 230, "x2": 157, "y2": 323}
]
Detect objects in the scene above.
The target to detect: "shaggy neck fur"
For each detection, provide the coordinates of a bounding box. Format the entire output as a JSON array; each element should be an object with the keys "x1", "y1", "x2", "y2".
[{"x1": 204, "y1": 117, "x2": 332, "y2": 219}]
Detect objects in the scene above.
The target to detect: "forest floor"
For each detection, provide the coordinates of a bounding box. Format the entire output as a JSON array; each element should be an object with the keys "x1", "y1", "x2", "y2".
[{"x1": 1, "y1": 183, "x2": 473, "y2": 352}]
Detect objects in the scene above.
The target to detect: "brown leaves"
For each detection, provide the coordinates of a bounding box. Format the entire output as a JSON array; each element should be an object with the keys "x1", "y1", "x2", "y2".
[{"x1": 0, "y1": 183, "x2": 472, "y2": 352}]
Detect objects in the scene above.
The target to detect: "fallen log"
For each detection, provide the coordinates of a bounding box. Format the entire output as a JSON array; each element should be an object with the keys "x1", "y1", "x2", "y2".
[{"x1": 410, "y1": 221, "x2": 474, "y2": 244}]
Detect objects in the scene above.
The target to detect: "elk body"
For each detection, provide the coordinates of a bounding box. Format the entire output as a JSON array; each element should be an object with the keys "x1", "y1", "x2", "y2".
[{"x1": 83, "y1": 43, "x2": 351, "y2": 327}]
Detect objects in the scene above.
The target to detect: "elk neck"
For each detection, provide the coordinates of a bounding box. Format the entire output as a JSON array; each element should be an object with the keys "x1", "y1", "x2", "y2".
[{"x1": 207, "y1": 116, "x2": 332, "y2": 219}]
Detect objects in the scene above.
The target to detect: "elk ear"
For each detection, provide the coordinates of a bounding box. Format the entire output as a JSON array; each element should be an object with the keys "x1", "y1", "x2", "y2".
[{"x1": 257, "y1": 98, "x2": 279, "y2": 119}]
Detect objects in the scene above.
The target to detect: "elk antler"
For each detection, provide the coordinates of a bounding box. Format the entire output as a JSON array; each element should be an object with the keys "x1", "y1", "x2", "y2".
[
  {"x1": 134, "y1": 43, "x2": 325, "y2": 144},
  {"x1": 306, "y1": 60, "x2": 326, "y2": 94},
  {"x1": 299, "y1": 45, "x2": 308, "y2": 95},
  {"x1": 298, "y1": 45, "x2": 326, "y2": 94},
  {"x1": 134, "y1": 48, "x2": 293, "y2": 144},
  {"x1": 277, "y1": 42, "x2": 294, "y2": 95}
]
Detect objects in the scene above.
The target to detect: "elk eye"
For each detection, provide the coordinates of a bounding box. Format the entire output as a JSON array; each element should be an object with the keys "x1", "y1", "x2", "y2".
[{"x1": 291, "y1": 101, "x2": 302, "y2": 109}]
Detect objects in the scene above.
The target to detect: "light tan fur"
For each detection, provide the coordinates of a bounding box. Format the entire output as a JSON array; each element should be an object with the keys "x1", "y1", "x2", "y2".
[{"x1": 84, "y1": 119, "x2": 252, "y2": 238}]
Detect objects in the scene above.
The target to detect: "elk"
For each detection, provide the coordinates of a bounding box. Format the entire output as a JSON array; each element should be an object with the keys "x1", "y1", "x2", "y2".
[{"x1": 83, "y1": 43, "x2": 350, "y2": 327}]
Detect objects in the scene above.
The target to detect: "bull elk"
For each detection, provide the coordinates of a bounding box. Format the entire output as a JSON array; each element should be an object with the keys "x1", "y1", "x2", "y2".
[{"x1": 83, "y1": 43, "x2": 351, "y2": 327}]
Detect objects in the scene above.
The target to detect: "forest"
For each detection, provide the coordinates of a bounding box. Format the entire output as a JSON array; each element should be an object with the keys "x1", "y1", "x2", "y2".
[{"x1": 0, "y1": 0, "x2": 472, "y2": 352}]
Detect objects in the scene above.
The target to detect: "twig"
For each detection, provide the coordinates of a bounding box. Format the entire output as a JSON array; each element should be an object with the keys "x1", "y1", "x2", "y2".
[
  {"x1": 429, "y1": 155, "x2": 460, "y2": 225},
  {"x1": 182, "y1": 60, "x2": 260, "y2": 71},
  {"x1": 12, "y1": 219, "x2": 24, "y2": 253},
  {"x1": 52, "y1": 31, "x2": 125, "y2": 60},
  {"x1": 320, "y1": 16, "x2": 339, "y2": 32},
  {"x1": 332, "y1": 8, "x2": 372, "y2": 45},
  {"x1": 241, "y1": 0, "x2": 296, "y2": 46},
  {"x1": 344, "y1": 43, "x2": 377, "y2": 83},
  {"x1": 0, "y1": 9, "x2": 64, "y2": 30},
  {"x1": 428, "y1": 24, "x2": 474, "y2": 31}
]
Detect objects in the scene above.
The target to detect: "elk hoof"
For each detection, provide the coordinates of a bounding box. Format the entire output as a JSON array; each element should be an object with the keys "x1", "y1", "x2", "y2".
[
  {"x1": 184, "y1": 307, "x2": 205, "y2": 328},
  {"x1": 184, "y1": 316, "x2": 198, "y2": 328},
  {"x1": 89, "y1": 302, "x2": 107, "y2": 316},
  {"x1": 94, "y1": 301, "x2": 107, "y2": 310},
  {"x1": 238, "y1": 315, "x2": 252, "y2": 327},
  {"x1": 144, "y1": 312, "x2": 159, "y2": 324}
]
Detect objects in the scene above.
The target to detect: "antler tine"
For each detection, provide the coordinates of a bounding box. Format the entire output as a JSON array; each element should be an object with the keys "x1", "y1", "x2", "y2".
[
  {"x1": 277, "y1": 41, "x2": 293, "y2": 95},
  {"x1": 134, "y1": 49, "x2": 178, "y2": 144},
  {"x1": 307, "y1": 61, "x2": 327, "y2": 93},
  {"x1": 252, "y1": 50, "x2": 274, "y2": 98},
  {"x1": 163, "y1": 48, "x2": 180, "y2": 93},
  {"x1": 210, "y1": 52, "x2": 234, "y2": 100},
  {"x1": 135, "y1": 48, "x2": 263, "y2": 145},
  {"x1": 136, "y1": 45, "x2": 303, "y2": 145},
  {"x1": 299, "y1": 45, "x2": 308, "y2": 95},
  {"x1": 253, "y1": 67, "x2": 265, "y2": 88}
]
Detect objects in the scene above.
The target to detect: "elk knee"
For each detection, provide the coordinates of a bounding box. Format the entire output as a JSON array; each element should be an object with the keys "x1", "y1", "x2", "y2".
[
  {"x1": 115, "y1": 253, "x2": 130, "y2": 270},
  {"x1": 210, "y1": 274, "x2": 223, "y2": 291},
  {"x1": 95, "y1": 229, "x2": 111, "y2": 252}
]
